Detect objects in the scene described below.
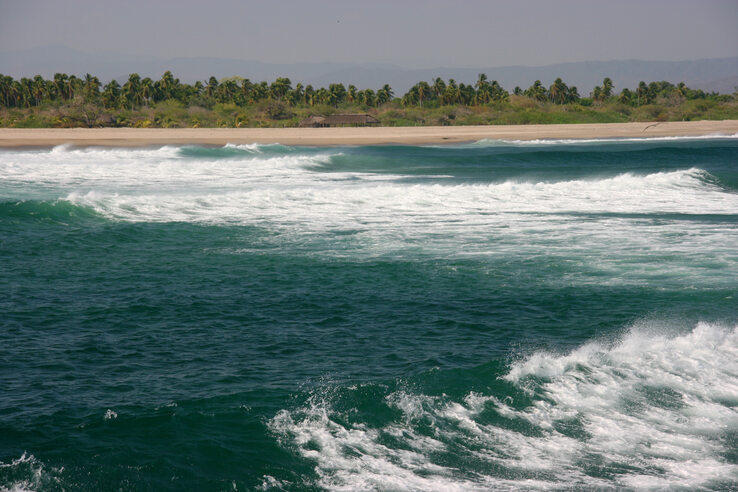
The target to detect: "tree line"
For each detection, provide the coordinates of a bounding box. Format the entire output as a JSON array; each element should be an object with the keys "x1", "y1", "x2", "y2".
[
  {"x1": 0, "y1": 71, "x2": 393, "y2": 110},
  {"x1": 0, "y1": 70, "x2": 722, "y2": 111}
]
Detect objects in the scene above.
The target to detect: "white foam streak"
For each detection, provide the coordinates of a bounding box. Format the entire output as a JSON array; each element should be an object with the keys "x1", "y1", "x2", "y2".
[
  {"x1": 0, "y1": 146, "x2": 332, "y2": 189},
  {"x1": 50, "y1": 165, "x2": 738, "y2": 284},
  {"x1": 270, "y1": 323, "x2": 738, "y2": 490},
  {"x1": 3, "y1": 144, "x2": 738, "y2": 281},
  {"x1": 0, "y1": 453, "x2": 47, "y2": 492},
  {"x1": 59, "y1": 168, "x2": 736, "y2": 225},
  {"x1": 3, "y1": 145, "x2": 736, "y2": 228},
  {"x1": 270, "y1": 405, "x2": 475, "y2": 492},
  {"x1": 483, "y1": 133, "x2": 738, "y2": 146},
  {"x1": 224, "y1": 142, "x2": 292, "y2": 153},
  {"x1": 503, "y1": 322, "x2": 738, "y2": 488}
]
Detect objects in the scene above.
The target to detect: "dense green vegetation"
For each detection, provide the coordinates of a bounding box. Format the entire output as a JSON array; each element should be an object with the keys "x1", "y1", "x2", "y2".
[{"x1": 1, "y1": 71, "x2": 736, "y2": 128}]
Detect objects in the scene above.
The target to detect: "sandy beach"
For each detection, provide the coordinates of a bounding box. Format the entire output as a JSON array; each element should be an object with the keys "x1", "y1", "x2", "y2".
[{"x1": 0, "y1": 120, "x2": 736, "y2": 147}]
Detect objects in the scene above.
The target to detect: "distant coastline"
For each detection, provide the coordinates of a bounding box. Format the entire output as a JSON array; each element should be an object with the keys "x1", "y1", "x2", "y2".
[
  {"x1": 3, "y1": 72, "x2": 738, "y2": 130},
  {"x1": 1, "y1": 121, "x2": 736, "y2": 147}
]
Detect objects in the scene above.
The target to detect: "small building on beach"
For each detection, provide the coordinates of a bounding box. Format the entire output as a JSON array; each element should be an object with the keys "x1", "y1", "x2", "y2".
[{"x1": 299, "y1": 114, "x2": 380, "y2": 128}]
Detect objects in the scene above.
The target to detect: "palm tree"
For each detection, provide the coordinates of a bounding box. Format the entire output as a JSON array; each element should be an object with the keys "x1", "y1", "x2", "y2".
[
  {"x1": 32, "y1": 75, "x2": 46, "y2": 106},
  {"x1": 383, "y1": 84, "x2": 394, "y2": 100},
  {"x1": 122, "y1": 73, "x2": 143, "y2": 109},
  {"x1": 315, "y1": 87, "x2": 329, "y2": 105},
  {"x1": 254, "y1": 81, "x2": 269, "y2": 102},
  {"x1": 377, "y1": 84, "x2": 393, "y2": 106},
  {"x1": 290, "y1": 83, "x2": 304, "y2": 106},
  {"x1": 548, "y1": 78, "x2": 568, "y2": 104},
  {"x1": 83, "y1": 73, "x2": 100, "y2": 103},
  {"x1": 237, "y1": 78, "x2": 252, "y2": 104},
  {"x1": 525, "y1": 80, "x2": 546, "y2": 102},
  {"x1": 53, "y1": 73, "x2": 68, "y2": 101},
  {"x1": 637, "y1": 81, "x2": 648, "y2": 105},
  {"x1": 328, "y1": 83, "x2": 347, "y2": 107},
  {"x1": 602, "y1": 77, "x2": 613, "y2": 98},
  {"x1": 416, "y1": 81, "x2": 430, "y2": 107},
  {"x1": 68, "y1": 75, "x2": 81, "y2": 100},
  {"x1": 432, "y1": 78, "x2": 446, "y2": 102},
  {"x1": 158, "y1": 71, "x2": 177, "y2": 100},
  {"x1": 676, "y1": 82, "x2": 687, "y2": 98},
  {"x1": 140, "y1": 77, "x2": 153, "y2": 106},
  {"x1": 475, "y1": 73, "x2": 491, "y2": 104},
  {"x1": 401, "y1": 89, "x2": 416, "y2": 107},
  {"x1": 444, "y1": 79, "x2": 460, "y2": 105},
  {"x1": 592, "y1": 86, "x2": 603, "y2": 103},
  {"x1": 270, "y1": 77, "x2": 292, "y2": 101},
  {"x1": 218, "y1": 79, "x2": 239, "y2": 103},
  {"x1": 10, "y1": 80, "x2": 23, "y2": 107},
  {"x1": 647, "y1": 82, "x2": 660, "y2": 103},
  {"x1": 304, "y1": 85, "x2": 315, "y2": 106},
  {"x1": 102, "y1": 80, "x2": 121, "y2": 109},
  {"x1": 361, "y1": 88, "x2": 376, "y2": 107},
  {"x1": 460, "y1": 84, "x2": 475, "y2": 105},
  {"x1": 0, "y1": 75, "x2": 11, "y2": 107},
  {"x1": 206, "y1": 77, "x2": 219, "y2": 98},
  {"x1": 19, "y1": 78, "x2": 32, "y2": 107},
  {"x1": 490, "y1": 80, "x2": 508, "y2": 102},
  {"x1": 347, "y1": 84, "x2": 357, "y2": 103},
  {"x1": 191, "y1": 81, "x2": 204, "y2": 102}
]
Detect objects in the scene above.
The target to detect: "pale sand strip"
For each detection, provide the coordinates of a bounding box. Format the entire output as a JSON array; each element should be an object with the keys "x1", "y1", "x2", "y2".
[{"x1": 0, "y1": 121, "x2": 737, "y2": 148}]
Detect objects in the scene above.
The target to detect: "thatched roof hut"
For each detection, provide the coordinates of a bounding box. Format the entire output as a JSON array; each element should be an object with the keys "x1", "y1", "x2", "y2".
[
  {"x1": 299, "y1": 114, "x2": 379, "y2": 128},
  {"x1": 298, "y1": 116, "x2": 327, "y2": 128}
]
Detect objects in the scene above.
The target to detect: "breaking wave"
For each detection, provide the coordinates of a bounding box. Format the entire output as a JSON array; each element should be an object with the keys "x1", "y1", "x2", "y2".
[
  {"x1": 269, "y1": 322, "x2": 738, "y2": 490},
  {"x1": 52, "y1": 168, "x2": 737, "y2": 225},
  {"x1": 473, "y1": 133, "x2": 738, "y2": 147},
  {"x1": 0, "y1": 453, "x2": 61, "y2": 492}
]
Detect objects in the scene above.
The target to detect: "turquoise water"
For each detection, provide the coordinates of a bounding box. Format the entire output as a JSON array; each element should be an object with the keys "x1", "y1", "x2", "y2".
[{"x1": 1, "y1": 137, "x2": 737, "y2": 490}]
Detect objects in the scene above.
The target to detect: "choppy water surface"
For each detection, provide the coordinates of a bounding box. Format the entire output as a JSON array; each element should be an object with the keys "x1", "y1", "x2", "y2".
[{"x1": 1, "y1": 136, "x2": 737, "y2": 490}]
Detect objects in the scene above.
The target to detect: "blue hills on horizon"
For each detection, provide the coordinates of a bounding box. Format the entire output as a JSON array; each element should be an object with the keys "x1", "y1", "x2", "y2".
[{"x1": 2, "y1": 45, "x2": 737, "y2": 95}]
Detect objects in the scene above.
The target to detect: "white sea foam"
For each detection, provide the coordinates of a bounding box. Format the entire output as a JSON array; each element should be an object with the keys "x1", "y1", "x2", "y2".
[
  {"x1": 56, "y1": 165, "x2": 738, "y2": 283},
  {"x1": 0, "y1": 453, "x2": 55, "y2": 492},
  {"x1": 2, "y1": 144, "x2": 737, "y2": 284},
  {"x1": 269, "y1": 322, "x2": 738, "y2": 490},
  {"x1": 54, "y1": 167, "x2": 736, "y2": 223},
  {"x1": 481, "y1": 132, "x2": 738, "y2": 146},
  {"x1": 223, "y1": 142, "x2": 294, "y2": 153},
  {"x1": 421, "y1": 133, "x2": 738, "y2": 149},
  {"x1": 3, "y1": 144, "x2": 735, "y2": 222},
  {"x1": 0, "y1": 145, "x2": 331, "y2": 188}
]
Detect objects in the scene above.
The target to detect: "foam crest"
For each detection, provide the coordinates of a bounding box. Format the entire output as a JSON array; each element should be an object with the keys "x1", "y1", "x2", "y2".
[
  {"x1": 0, "y1": 148, "x2": 335, "y2": 189},
  {"x1": 4, "y1": 145, "x2": 737, "y2": 282},
  {"x1": 59, "y1": 168, "x2": 735, "y2": 224},
  {"x1": 270, "y1": 396, "x2": 491, "y2": 491},
  {"x1": 0, "y1": 453, "x2": 59, "y2": 492},
  {"x1": 55, "y1": 165, "x2": 738, "y2": 284},
  {"x1": 224, "y1": 142, "x2": 294, "y2": 153},
  {"x1": 270, "y1": 391, "x2": 600, "y2": 490},
  {"x1": 270, "y1": 322, "x2": 738, "y2": 490},
  {"x1": 477, "y1": 133, "x2": 738, "y2": 146},
  {"x1": 48, "y1": 144, "x2": 181, "y2": 158},
  {"x1": 503, "y1": 322, "x2": 738, "y2": 487},
  {"x1": 4, "y1": 143, "x2": 735, "y2": 222}
]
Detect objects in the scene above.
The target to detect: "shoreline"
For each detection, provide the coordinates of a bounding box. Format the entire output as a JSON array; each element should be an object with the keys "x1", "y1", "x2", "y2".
[{"x1": 0, "y1": 120, "x2": 736, "y2": 148}]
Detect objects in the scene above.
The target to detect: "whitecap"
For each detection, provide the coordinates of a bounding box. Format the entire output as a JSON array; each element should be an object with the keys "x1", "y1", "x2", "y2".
[{"x1": 269, "y1": 322, "x2": 738, "y2": 490}]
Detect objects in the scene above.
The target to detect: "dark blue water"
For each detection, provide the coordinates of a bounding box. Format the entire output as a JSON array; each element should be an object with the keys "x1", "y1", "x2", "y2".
[{"x1": 1, "y1": 137, "x2": 737, "y2": 490}]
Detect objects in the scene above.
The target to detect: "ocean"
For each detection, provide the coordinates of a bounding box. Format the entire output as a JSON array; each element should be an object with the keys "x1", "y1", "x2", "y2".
[{"x1": 1, "y1": 136, "x2": 737, "y2": 491}]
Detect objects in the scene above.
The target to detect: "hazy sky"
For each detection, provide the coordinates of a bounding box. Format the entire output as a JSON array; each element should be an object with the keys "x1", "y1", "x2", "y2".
[{"x1": 1, "y1": 0, "x2": 737, "y2": 68}]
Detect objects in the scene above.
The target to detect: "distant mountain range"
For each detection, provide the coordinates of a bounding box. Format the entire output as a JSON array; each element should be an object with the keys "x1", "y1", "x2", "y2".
[{"x1": 2, "y1": 45, "x2": 737, "y2": 95}]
